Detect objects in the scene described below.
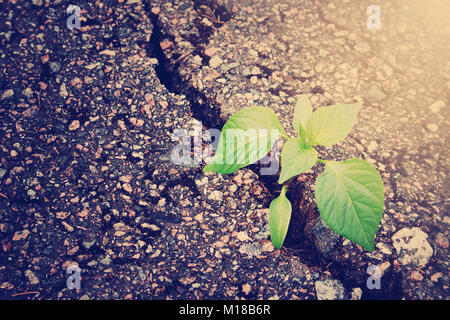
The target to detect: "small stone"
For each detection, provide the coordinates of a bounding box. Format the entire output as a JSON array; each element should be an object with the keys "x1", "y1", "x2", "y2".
[
  {"x1": 99, "y1": 49, "x2": 116, "y2": 56},
  {"x1": 208, "y1": 190, "x2": 223, "y2": 201},
  {"x1": 69, "y1": 120, "x2": 80, "y2": 131},
  {"x1": 119, "y1": 175, "x2": 132, "y2": 183},
  {"x1": 131, "y1": 151, "x2": 144, "y2": 159},
  {"x1": 367, "y1": 141, "x2": 378, "y2": 153},
  {"x1": 126, "y1": 0, "x2": 142, "y2": 5},
  {"x1": 434, "y1": 233, "x2": 448, "y2": 249},
  {"x1": 351, "y1": 287, "x2": 362, "y2": 300},
  {"x1": 12, "y1": 229, "x2": 30, "y2": 241},
  {"x1": 410, "y1": 270, "x2": 423, "y2": 281},
  {"x1": 100, "y1": 256, "x2": 112, "y2": 265},
  {"x1": 56, "y1": 211, "x2": 70, "y2": 219},
  {"x1": 194, "y1": 213, "x2": 204, "y2": 223},
  {"x1": 59, "y1": 83, "x2": 68, "y2": 97},
  {"x1": 376, "y1": 242, "x2": 392, "y2": 255},
  {"x1": 392, "y1": 227, "x2": 433, "y2": 267},
  {"x1": 205, "y1": 47, "x2": 219, "y2": 57},
  {"x1": 25, "y1": 270, "x2": 39, "y2": 285},
  {"x1": 426, "y1": 123, "x2": 438, "y2": 133},
  {"x1": 0, "y1": 169, "x2": 6, "y2": 179},
  {"x1": 242, "y1": 283, "x2": 252, "y2": 295},
  {"x1": 209, "y1": 55, "x2": 223, "y2": 69},
  {"x1": 62, "y1": 222, "x2": 74, "y2": 232},
  {"x1": 236, "y1": 231, "x2": 251, "y2": 242},
  {"x1": 140, "y1": 223, "x2": 160, "y2": 231},
  {"x1": 151, "y1": 7, "x2": 160, "y2": 15},
  {"x1": 201, "y1": 17, "x2": 213, "y2": 27},
  {"x1": 315, "y1": 279, "x2": 345, "y2": 300},
  {"x1": 1, "y1": 89, "x2": 14, "y2": 100},
  {"x1": 27, "y1": 189, "x2": 36, "y2": 198},
  {"x1": 123, "y1": 183, "x2": 133, "y2": 193},
  {"x1": 430, "y1": 272, "x2": 443, "y2": 282},
  {"x1": 117, "y1": 120, "x2": 127, "y2": 131},
  {"x1": 428, "y1": 100, "x2": 445, "y2": 113},
  {"x1": 179, "y1": 276, "x2": 196, "y2": 286},
  {"x1": 49, "y1": 62, "x2": 60, "y2": 72}
]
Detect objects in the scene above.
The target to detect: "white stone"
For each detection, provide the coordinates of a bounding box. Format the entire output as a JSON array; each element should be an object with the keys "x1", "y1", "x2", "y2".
[
  {"x1": 392, "y1": 227, "x2": 433, "y2": 267},
  {"x1": 426, "y1": 123, "x2": 439, "y2": 133},
  {"x1": 315, "y1": 279, "x2": 345, "y2": 300},
  {"x1": 209, "y1": 55, "x2": 223, "y2": 69},
  {"x1": 351, "y1": 287, "x2": 362, "y2": 300},
  {"x1": 429, "y1": 100, "x2": 445, "y2": 113},
  {"x1": 367, "y1": 141, "x2": 378, "y2": 153},
  {"x1": 208, "y1": 190, "x2": 223, "y2": 201}
]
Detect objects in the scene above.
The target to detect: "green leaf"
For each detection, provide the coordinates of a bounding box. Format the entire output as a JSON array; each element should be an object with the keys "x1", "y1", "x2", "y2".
[
  {"x1": 292, "y1": 95, "x2": 312, "y2": 139},
  {"x1": 203, "y1": 106, "x2": 284, "y2": 174},
  {"x1": 305, "y1": 102, "x2": 362, "y2": 146},
  {"x1": 315, "y1": 159, "x2": 384, "y2": 251},
  {"x1": 278, "y1": 138, "x2": 318, "y2": 184},
  {"x1": 269, "y1": 186, "x2": 292, "y2": 249}
]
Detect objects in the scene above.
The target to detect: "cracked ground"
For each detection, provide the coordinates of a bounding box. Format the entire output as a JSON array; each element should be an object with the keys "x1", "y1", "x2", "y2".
[{"x1": 0, "y1": 0, "x2": 448, "y2": 300}]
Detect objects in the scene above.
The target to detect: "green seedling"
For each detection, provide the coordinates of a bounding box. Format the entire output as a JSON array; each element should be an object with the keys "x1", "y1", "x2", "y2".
[{"x1": 203, "y1": 95, "x2": 384, "y2": 251}]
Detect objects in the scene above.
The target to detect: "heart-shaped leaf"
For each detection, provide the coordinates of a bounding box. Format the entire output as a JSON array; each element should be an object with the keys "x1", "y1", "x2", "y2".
[
  {"x1": 269, "y1": 186, "x2": 292, "y2": 249},
  {"x1": 204, "y1": 106, "x2": 285, "y2": 174},
  {"x1": 306, "y1": 102, "x2": 362, "y2": 146},
  {"x1": 315, "y1": 159, "x2": 384, "y2": 251},
  {"x1": 278, "y1": 138, "x2": 318, "y2": 184}
]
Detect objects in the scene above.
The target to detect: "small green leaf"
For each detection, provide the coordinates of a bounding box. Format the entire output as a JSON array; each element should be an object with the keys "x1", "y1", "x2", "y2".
[
  {"x1": 278, "y1": 138, "x2": 318, "y2": 184},
  {"x1": 269, "y1": 186, "x2": 292, "y2": 249},
  {"x1": 204, "y1": 106, "x2": 284, "y2": 174},
  {"x1": 292, "y1": 95, "x2": 312, "y2": 139},
  {"x1": 305, "y1": 102, "x2": 362, "y2": 146},
  {"x1": 315, "y1": 159, "x2": 384, "y2": 251}
]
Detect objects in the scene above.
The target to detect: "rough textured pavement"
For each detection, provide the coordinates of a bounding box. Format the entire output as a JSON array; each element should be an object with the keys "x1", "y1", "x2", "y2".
[{"x1": 0, "y1": 0, "x2": 448, "y2": 300}]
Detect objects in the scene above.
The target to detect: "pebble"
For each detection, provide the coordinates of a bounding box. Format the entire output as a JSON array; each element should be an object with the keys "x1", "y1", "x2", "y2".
[
  {"x1": 242, "y1": 283, "x2": 252, "y2": 295},
  {"x1": 12, "y1": 229, "x2": 30, "y2": 241},
  {"x1": 410, "y1": 270, "x2": 423, "y2": 281},
  {"x1": 59, "y1": 83, "x2": 68, "y2": 97},
  {"x1": 69, "y1": 120, "x2": 80, "y2": 131},
  {"x1": 367, "y1": 141, "x2": 378, "y2": 153},
  {"x1": 236, "y1": 231, "x2": 251, "y2": 242},
  {"x1": 208, "y1": 190, "x2": 223, "y2": 201},
  {"x1": 25, "y1": 270, "x2": 39, "y2": 284},
  {"x1": 1, "y1": 89, "x2": 14, "y2": 100},
  {"x1": 209, "y1": 55, "x2": 223, "y2": 69},
  {"x1": 314, "y1": 279, "x2": 345, "y2": 300},
  {"x1": 392, "y1": 227, "x2": 433, "y2": 267},
  {"x1": 351, "y1": 287, "x2": 362, "y2": 300},
  {"x1": 426, "y1": 123, "x2": 438, "y2": 133},
  {"x1": 49, "y1": 62, "x2": 61, "y2": 72},
  {"x1": 428, "y1": 100, "x2": 445, "y2": 113}
]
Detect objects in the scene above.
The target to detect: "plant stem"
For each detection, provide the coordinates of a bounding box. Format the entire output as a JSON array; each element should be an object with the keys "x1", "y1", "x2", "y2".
[
  {"x1": 317, "y1": 158, "x2": 327, "y2": 164},
  {"x1": 280, "y1": 131, "x2": 290, "y2": 140}
]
